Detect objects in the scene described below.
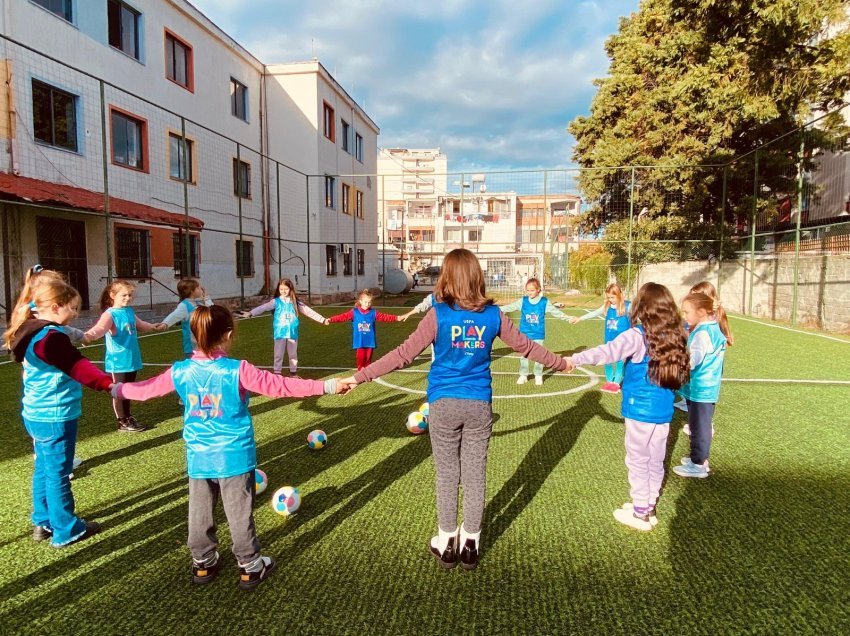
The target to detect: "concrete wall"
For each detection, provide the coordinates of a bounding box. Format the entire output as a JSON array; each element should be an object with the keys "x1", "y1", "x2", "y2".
[{"x1": 634, "y1": 253, "x2": 850, "y2": 333}]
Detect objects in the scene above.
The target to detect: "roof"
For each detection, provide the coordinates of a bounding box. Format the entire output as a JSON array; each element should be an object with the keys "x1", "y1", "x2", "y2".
[{"x1": 0, "y1": 174, "x2": 204, "y2": 229}]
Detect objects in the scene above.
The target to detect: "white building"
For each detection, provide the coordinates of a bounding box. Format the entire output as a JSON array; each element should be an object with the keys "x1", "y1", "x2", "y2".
[{"x1": 0, "y1": 0, "x2": 379, "y2": 314}]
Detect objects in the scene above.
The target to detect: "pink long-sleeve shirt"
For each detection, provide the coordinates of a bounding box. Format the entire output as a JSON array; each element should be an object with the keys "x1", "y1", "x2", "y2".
[
  {"x1": 570, "y1": 328, "x2": 648, "y2": 367},
  {"x1": 353, "y1": 308, "x2": 568, "y2": 384},
  {"x1": 248, "y1": 299, "x2": 326, "y2": 324},
  {"x1": 116, "y1": 351, "x2": 327, "y2": 401},
  {"x1": 84, "y1": 310, "x2": 158, "y2": 340}
]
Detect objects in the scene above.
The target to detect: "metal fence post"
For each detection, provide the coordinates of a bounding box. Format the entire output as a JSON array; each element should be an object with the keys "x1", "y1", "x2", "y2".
[
  {"x1": 790, "y1": 131, "x2": 805, "y2": 327},
  {"x1": 460, "y1": 172, "x2": 465, "y2": 249},
  {"x1": 236, "y1": 142, "x2": 245, "y2": 309},
  {"x1": 543, "y1": 169, "x2": 548, "y2": 284},
  {"x1": 626, "y1": 167, "x2": 636, "y2": 292},
  {"x1": 717, "y1": 164, "x2": 728, "y2": 298},
  {"x1": 99, "y1": 80, "x2": 113, "y2": 282},
  {"x1": 381, "y1": 175, "x2": 386, "y2": 292},
  {"x1": 305, "y1": 175, "x2": 312, "y2": 302},
  {"x1": 748, "y1": 151, "x2": 758, "y2": 315},
  {"x1": 180, "y1": 116, "x2": 190, "y2": 279},
  {"x1": 276, "y1": 162, "x2": 282, "y2": 280}
]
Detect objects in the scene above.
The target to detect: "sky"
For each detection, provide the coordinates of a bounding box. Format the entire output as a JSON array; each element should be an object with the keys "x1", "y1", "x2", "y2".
[{"x1": 190, "y1": 0, "x2": 639, "y2": 172}]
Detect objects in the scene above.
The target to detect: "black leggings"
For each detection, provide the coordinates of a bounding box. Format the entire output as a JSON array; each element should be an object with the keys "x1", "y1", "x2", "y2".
[{"x1": 111, "y1": 371, "x2": 138, "y2": 419}]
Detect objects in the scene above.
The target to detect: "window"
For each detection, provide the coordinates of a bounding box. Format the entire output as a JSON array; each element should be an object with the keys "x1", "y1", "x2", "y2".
[
  {"x1": 236, "y1": 240, "x2": 254, "y2": 277},
  {"x1": 108, "y1": 0, "x2": 140, "y2": 60},
  {"x1": 325, "y1": 244, "x2": 337, "y2": 276},
  {"x1": 341, "y1": 120, "x2": 350, "y2": 153},
  {"x1": 342, "y1": 183, "x2": 351, "y2": 215},
  {"x1": 355, "y1": 133, "x2": 363, "y2": 162},
  {"x1": 32, "y1": 80, "x2": 77, "y2": 152},
  {"x1": 357, "y1": 249, "x2": 365, "y2": 275},
  {"x1": 231, "y1": 78, "x2": 248, "y2": 121},
  {"x1": 165, "y1": 30, "x2": 193, "y2": 90},
  {"x1": 111, "y1": 108, "x2": 147, "y2": 171},
  {"x1": 356, "y1": 190, "x2": 364, "y2": 219},
  {"x1": 343, "y1": 248, "x2": 352, "y2": 276},
  {"x1": 172, "y1": 233, "x2": 199, "y2": 277},
  {"x1": 33, "y1": 0, "x2": 72, "y2": 22},
  {"x1": 115, "y1": 227, "x2": 150, "y2": 278},
  {"x1": 325, "y1": 175, "x2": 336, "y2": 208},
  {"x1": 233, "y1": 158, "x2": 251, "y2": 198},
  {"x1": 168, "y1": 133, "x2": 193, "y2": 182},
  {"x1": 323, "y1": 101, "x2": 335, "y2": 141},
  {"x1": 468, "y1": 230, "x2": 482, "y2": 242},
  {"x1": 444, "y1": 228, "x2": 461, "y2": 242}
]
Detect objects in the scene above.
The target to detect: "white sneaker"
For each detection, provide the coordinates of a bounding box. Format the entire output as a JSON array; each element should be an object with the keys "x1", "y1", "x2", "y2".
[
  {"x1": 613, "y1": 506, "x2": 654, "y2": 531},
  {"x1": 673, "y1": 461, "x2": 710, "y2": 479},
  {"x1": 674, "y1": 399, "x2": 688, "y2": 412},
  {"x1": 534, "y1": 376, "x2": 543, "y2": 386},
  {"x1": 682, "y1": 423, "x2": 691, "y2": 436},
  {"x1": 621, "y1": 502, "x2": 658, "y2": 527},
  {"x1": 516, "y1": 375, "x2": 528, "y2": 385},
  {"x1": 680, "y1": 457, "x2": 711, "y2": 473}
]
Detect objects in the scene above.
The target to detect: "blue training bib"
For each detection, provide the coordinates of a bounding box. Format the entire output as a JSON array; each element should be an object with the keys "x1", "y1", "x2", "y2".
[
  {"x1": 105, "y1": 307, "x2": 142, "y2": 373},
  {"x1": 352, "y1": 308, "x2": 377, "y2": 349}
]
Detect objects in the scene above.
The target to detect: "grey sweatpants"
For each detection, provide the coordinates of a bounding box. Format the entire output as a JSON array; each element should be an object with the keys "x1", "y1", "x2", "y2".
[
  {"x1": 188, "y1": 471, "x2": 260, "y2": 566},
  {"x1": 429, "y1": 398, "x2": 493, "y2": 533},
  {"x1": 273, "y1": 338, "x2": 298, "y2": 373}
]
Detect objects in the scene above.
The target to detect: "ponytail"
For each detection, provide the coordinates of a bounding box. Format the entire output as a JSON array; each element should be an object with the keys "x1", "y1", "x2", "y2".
[
  {"x1": 4, "y1": 279, "x2": 80, "y2": 350},
  {"x1": 713, "y1": 301, "x2": 734, "y2": 347},
  {"x1": 190, "y1": 305, "x2": 234, "y2": 355}
]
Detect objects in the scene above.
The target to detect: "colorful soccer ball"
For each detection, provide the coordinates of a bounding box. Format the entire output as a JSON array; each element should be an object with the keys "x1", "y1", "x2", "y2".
[
  {"x1": 271, "y1": 486, "x2": 300, "y2": 516},
  {"x1": 406, "y1": 411, "x2": 428, "y2": 435},
  {"x1": 255, "y1": 468, "x2": 268, "y2": 494},
  {"x1": 418, "y1": 402, "x2": 429, "y2": 418},
  {"x1": 307, "y1": 429, "x2": 327, "y2": 450}
]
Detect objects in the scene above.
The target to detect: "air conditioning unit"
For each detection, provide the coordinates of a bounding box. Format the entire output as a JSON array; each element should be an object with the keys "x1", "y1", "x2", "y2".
[{"x1": 340, "y1": 243, "x2": 351, "y2": 254}]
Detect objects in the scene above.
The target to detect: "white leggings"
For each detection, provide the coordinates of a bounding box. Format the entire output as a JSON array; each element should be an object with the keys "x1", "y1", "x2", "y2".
[{"x1": 273, "y1": 338, "x2": 298, "y2": 373}]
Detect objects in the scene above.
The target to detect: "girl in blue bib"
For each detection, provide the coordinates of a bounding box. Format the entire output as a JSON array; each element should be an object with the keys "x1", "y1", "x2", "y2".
[
  {"x1": 499, "y1": 278, "x2": 571, "y2": 386},
  {"x1": 238, "y1": 278, "x2": 327, "y2": 374},
  {"x1": 161, "y1": 278, "x2": 213, "y2": 357},
  {"x1": 570, "y1": 283, "x2": 631, "y2": 393},
  {"x1": 84, "y1": 281, "x2": 164, "y2": 433},
  {"x1": 328, "y1": 289, "x2": 400, "y2": 370},
  {"x1": 4, "y1": 279, "x2": 114, "y2": 547},
  {"x1": 673, "y1": 291, "x2": 733, "y2": 479}
]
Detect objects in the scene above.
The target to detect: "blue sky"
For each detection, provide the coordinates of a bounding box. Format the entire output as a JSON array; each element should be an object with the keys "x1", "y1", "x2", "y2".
[{"x1": 191, "y1": 0, "x2": 639, "y2": 172}]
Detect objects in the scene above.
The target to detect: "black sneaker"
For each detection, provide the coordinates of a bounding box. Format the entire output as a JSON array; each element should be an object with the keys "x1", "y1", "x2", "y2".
[
  {"x1": 237, "y1": 556, "x2": 276, "y2": 591},
  {"x1": 459, "y1": 538, "x2": 479, "y2": 571},
  {"x1": 32, "y1": 525, "x2": 53, "y2": 542},
  {"x1": 117, "y1": 417, "x2": 145, "y2": 433},
  {"x1": 192, "y1": 553, "x2": 221, "y2": 585},
  {"x1": 52, "y1": 520, "x2": 100, "y2": 548},
  {"x1": 428, "y1": 536, "x2": 458, "y2": 569}
]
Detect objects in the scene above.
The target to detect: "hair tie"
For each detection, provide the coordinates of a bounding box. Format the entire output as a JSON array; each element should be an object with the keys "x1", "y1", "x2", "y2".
[
  {"x1": 31, "y1": 264, "x2": 43, "y2": 274},
  {"x1": 28, "y1": 300, "x2": 36, "y2": 310}
]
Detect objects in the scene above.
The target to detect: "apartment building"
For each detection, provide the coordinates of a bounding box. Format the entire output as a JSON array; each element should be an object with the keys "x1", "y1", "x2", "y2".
[{"x1": 0, "y1": 0, "x2": 379, "y2": 313}]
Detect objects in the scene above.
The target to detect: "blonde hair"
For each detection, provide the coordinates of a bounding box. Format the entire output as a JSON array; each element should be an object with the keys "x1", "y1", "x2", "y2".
[
  {"x1": 525, "y1": 277, "x2": 541, "y2": 292},
  {"x1": 190, "y1": 305, "x2": 235, "y2": 355},
  {"x1": 99, "y1": 280, "x2": 136, "y2": 311},
  {"x1": 603, "y1": 283, "x2": 627, "y2": 316},
  {"x1": 434, "y1": 249, "x2": 493, "y2": 312},
  {"x1": 4, "y1": 279, "x2": 80, "y2": 349},
  {"x1": 11, "y1": 266, "x2": 66, "y2": 319},
  {"x1": 683, "y1": 291, "x2": 733, "y2": 347},
  {"x1": 688, "y1": 281, "x2": 734, "y2": 345}
]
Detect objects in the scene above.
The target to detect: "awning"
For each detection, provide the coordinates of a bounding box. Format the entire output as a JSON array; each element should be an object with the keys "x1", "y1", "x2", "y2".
[{"x1": 0, "y1": 173, "x2": 204, "y2": 229}]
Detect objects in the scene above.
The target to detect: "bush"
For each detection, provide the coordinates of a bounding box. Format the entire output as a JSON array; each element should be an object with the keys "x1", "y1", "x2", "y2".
[{"x1": 569, "y1": 244, "x2": 612, "y2": 293}]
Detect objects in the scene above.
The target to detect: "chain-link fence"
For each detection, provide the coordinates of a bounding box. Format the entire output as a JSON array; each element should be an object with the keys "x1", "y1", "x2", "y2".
[{"x1": 1, "y1": 33, "x2": 848, "y2": 331}]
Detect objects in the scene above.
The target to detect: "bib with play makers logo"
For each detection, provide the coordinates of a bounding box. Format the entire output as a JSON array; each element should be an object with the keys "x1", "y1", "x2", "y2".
[
  {"x1": 352, "y1": 308, "x2": 377, "y2": 349},
  {"x1": 520, "y1": 296, "x2": 547, "y2": 340}
]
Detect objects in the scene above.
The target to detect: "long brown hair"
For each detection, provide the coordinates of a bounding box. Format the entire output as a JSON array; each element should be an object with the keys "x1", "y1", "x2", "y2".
[
  {"x1": 4, "y1": 279, "x2": 80, "y2": 350},
  {"x1": 190, "y1": 305, "x2": 235, "y2": 355},
  {"x1": 274, "y1": 278, "x2": 299, "y2": 314},
  {"x1": 99, "y1": 280, "x2": 136, "y2": 311},
  {"x1": 603, "y1": 283, "x2": 626, "y2": 316},
  {"x1": 434, "y1": 249, "x2": 493, "y2": 312},
  {"x1": 683, "y1": 292, "x2": 733, "y2": 347},
  {"x1": 689, "y1": 281, "x2": 734, "y2": 345},
  {"x1": 630, "y1": 282, "x2": 690, "y2": 390}
]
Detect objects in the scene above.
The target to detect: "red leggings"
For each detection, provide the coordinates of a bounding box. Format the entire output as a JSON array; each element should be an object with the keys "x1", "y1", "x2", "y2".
[{"x1": 355, "y1": 348, "x2": 374, "y2": 370}]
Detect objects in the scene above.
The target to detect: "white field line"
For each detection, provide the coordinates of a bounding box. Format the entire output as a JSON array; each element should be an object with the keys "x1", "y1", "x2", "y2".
[{"x1": 728, "y1": 314, "x2": 850, "y2": 345}]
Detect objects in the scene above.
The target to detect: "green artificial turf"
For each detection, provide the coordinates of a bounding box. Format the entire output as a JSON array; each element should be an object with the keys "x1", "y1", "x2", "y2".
[{"x1": 0, "y1": 301, "x2": 848, "y2": 635}]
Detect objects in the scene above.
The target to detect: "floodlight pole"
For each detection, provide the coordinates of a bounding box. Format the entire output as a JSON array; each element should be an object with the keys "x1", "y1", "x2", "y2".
[
  {"x1": 716, "y1": 165, "x2": 728, "y2": 298},
  {"x1": 626, "y1": 167, "x2": 635, "y2": 293},
  {"x1": 790, "y1": 132, "x2": 805, "y2": 327},
  {"x1": 748, "y1": 151, "x2": 758, "y2": 316}
]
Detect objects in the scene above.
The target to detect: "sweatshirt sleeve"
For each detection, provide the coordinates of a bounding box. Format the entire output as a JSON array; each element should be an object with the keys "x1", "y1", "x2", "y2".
[
  {"x1": 135, "y1": 316, "x2": 158, "y2": 333},
  {"x1": 544, "y1": 303, "x2": 571, "y2": 321},
  {"x1": 571, "y1": 329, "x2": 644, "y2": 367},
  {"x1": 688, "y1": 330, "x2": 712, "y2": 369},
  {"x1": 116, "y1": 368, "x2": 176, "y2": 400},
  {"x1": 413, "y1": 295, "x2": 434, "y2": 313},
  {"x1": 375, "y1": 310, "x2": 399, "y2": 323},
  {"x1": 64, "y1": 326, "x2": 86, "y2": 345},
  {"x1": 497, "y1": 313, "x2": 568, "y2": 371},
  {"x1": 238, "y1": 360, "x2": 326, "y2": 397},
  {"x1": 297, "y1": 302, "x2": 327, "y2": 324},
  {"x1": 499, "y1": 299, "x2": 522, "y2": 313},
  {"x1": 575, "y1": 304, "x2": 606, "y2": 322},
  {"x1": 35, "y1": 331, "x2": 112, "y2": 391},
  {"x1": 354, "y1": 309, "x2": 437, "y2": 383},
  {"x1": 83, "y1": 312, "x2": 114, "y2": 341},
  {"x1": 328, "y1": 309, "x2": 353, "y2": 324},
  {"x1": 249, "y1": 299, "x2": 276, "y2": 317},
  {"x1": 161, "y1": 303, "x2": 189, "y2": 328}
]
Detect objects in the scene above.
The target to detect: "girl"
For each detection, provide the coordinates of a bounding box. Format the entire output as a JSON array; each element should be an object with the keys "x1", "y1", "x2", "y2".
[
  {"x1": 499, "y1": 278, "x2": 571, "y2": 386},
  {"x1": 672, "y1": 291, "x2": 732, "y2": 479},
  {"x1": 83, "y1": 280, "x2": 164, "y2": 433},
  {"x1": 565, "y1": 282, "x2": 689, "y2": 532},
  {"x1": 327, "y1": 289, "x2": 400, "y2": 370},
  {"x1": 161, "y1": 278, "x2": 213, "y2": 358},
  {"x1": 4, "y1": 279, "x2": 113, "y2": 547},
  {"x1": 570, "y1": 283, "x2": 631, "y2": 393},
  {"x1": 238, "y1": 278, "x2": 327, "y2": 375},
  {"x1": 338, "y1": 249, "x2": 568, "y2": 569},
  {"x1": 114, "y1": 306, "x2": 347, "y2": 590},
  {"x1": 12, "y1": 265, "x2": 86, "y2": 344}
]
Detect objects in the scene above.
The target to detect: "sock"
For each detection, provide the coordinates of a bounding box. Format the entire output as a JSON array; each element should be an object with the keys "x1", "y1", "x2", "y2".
[
  {"x1": 459, "y1": 525, "x2": 481, "y2": 549},
  {"x1": 194, "y1": 551, "x2": 219, "y2": 567},
  {"x1": 239, "y1": 555, "x2": 270, "y2": 573},
  {"x1": 430, "y1": 527, "x2": 458, "y2": 553}
]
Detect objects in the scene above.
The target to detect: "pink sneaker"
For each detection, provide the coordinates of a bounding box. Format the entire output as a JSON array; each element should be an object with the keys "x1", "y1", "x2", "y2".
[{"x1": 600, "y1": 382, "x2": 621, "y2": 394}]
